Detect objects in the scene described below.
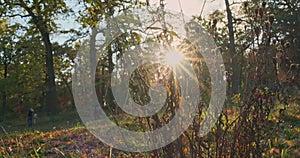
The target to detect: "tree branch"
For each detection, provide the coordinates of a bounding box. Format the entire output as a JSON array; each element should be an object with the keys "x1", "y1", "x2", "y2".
[{"x1": 6, "y1": 13, "x2": 30, "y2": 18}]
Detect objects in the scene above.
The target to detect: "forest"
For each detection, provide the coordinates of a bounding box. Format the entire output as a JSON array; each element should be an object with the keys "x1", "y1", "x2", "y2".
[{"x1": 0, "y1": 0, "x2": 299, "y2": 157}]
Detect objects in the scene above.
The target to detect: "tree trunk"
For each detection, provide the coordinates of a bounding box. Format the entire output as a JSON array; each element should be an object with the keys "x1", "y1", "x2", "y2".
[
  {"x1": 225, "y1": 0, "x2": 241, "y2": 95},
  {"x1": 20, "y1": 2, "x2": 59, "y2": 115},
  {"x1": 107, "y1": 48, "x2": 116, "y2": 112},
  {"x1": 2, "y1": 63, "x2": 8, "y2": 121},
  {"x1": 90, "y1": 28, "x2": 97, "y2": 73},
  {"x1": 33, "y1": 15, "x2": 58, "y2": 115},
  {"x1": 40, "y1": 29, "x2": 59, "y2": 115}
]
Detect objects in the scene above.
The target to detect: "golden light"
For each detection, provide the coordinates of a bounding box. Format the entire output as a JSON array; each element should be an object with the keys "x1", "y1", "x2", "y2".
[{"x1": 165, "y1": 51, "x2": 185, "y2": 66}]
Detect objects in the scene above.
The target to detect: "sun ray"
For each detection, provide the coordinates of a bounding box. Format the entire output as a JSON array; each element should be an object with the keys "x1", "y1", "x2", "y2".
[{"x1": 165, "y1": 51, "x2": 185, "y2": 66}]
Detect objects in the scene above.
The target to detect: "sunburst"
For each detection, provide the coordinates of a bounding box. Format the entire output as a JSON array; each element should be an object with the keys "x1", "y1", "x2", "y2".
[{"x1": 165, "y1": 51, "x2": 185, "y2": 67}]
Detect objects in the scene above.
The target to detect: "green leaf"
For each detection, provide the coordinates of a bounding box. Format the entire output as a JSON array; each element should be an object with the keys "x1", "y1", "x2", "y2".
[
  {"x1": 132, "y1": 32, "x2": 141, "y2": 44},
  {"x1": 167, "y1": 30, "x2": 180, "y2": 38}
]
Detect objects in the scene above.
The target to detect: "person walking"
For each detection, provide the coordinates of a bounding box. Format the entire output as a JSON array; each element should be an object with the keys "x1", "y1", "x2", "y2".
[{"x1": 27, "y1": 108, "x2": 34, "y2": 127}]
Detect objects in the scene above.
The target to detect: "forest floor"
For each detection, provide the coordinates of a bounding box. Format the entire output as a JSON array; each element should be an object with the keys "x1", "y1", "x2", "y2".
[
  {"x1": 0, "y1": 110, "x2": 117, "y2": 157},
  {"x1": 0, "y1": 104, "x2": 299, "y2": 157}
]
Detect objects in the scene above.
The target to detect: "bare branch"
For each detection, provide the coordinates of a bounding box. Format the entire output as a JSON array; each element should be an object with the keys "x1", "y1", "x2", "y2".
[
  {"x1": 200, "y1": 0, "x2": 207, "y2": 18},
  {"x1": 6, "y1": 13, "x2": 30, "y2": 18}
]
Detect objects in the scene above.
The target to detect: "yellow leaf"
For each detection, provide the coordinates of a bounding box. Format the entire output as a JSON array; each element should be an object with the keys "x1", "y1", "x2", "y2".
[
  {"x1": 284, "y1": 140, "x2": 295, "y2": 147},
  {"x1": 274, "y1": 137, "x2": 279, "y2": 144},
  {"x1": 49, "y1": 133, "x2": 54, "y2": 139},
  {"x1": 65, "y1": 141, "x2": 72, "y2": 145},
  {"x1": 183, "y1": 147, "x2": 188, "y2": 153},
  {"x1": 270, "y1": 148, "x2": 280, "y2": 154}
]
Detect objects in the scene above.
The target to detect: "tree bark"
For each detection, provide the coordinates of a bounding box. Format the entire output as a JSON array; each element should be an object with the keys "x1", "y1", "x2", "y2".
[
  {"x1": 40, "y1": 26, "x2": 59, "y2": 115},
  {"x1": 225, "y1": 0, "x2": 241, "y2": 95},
  {"x1": 2, "y1": 63, "x2": 8, "y2": 121},
  {"x1": 107, "y1": 48, "x2": 116, "y2": 112}
]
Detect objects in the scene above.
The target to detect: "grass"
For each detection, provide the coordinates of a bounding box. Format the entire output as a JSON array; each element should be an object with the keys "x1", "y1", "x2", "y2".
[
  {"x1": 0, "y1": 103, "x2": 299, "y2": 157},
  {"x1": 0, "y1": 109, "x2": 83, "y2": 135},
  {"x1": 0, "y1": 127, "x2": 109, "y2": 157},
  {"x1": 0, "y1": 109, "x2": 111, "y2": 157}
]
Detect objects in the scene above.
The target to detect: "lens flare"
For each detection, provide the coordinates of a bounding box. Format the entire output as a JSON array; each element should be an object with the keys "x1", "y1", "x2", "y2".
[{"x1": 165, "y1": 51, "x2": 184, "y2": 66}]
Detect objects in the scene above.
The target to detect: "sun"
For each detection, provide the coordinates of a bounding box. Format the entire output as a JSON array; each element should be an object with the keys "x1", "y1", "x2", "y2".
[{"x1": 165, "y1": 51, "x2": 185, "y2": 66}]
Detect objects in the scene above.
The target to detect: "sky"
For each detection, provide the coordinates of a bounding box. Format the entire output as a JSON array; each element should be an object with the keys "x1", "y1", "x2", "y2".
[
  {"x1": 7, "y1": 0, "x2": 227, "y2": 45},
  {"x1": 148, "y1": 0, "x2": 226, "y2": 17},
  {"x1": 53, "y1": 0, "x2": 227, "y2": 44}
]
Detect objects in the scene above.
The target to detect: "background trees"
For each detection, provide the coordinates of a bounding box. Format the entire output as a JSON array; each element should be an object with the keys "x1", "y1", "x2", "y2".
[
  {"x1": 195, "y1": 0, "x2": 300, "y2": 157},
  {"x1": 0, "y1": 0, "x2": 73, "y2": 115},
  {"x1": 0, "y1": 0, "x2": 299, "y2": 157}
]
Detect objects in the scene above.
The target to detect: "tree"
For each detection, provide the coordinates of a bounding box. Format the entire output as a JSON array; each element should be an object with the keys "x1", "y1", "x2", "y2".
[
  {"x1": 0, "y1": 24, "x2": 48, "y2": 119},
  {"x1": 52, "y1": 42, "x2": 78, "y2": 109},
  {"x1": 191, "y1": 0, "x2": 300, "y2": 157},
  {"x1": 0, "y1": 19, "x2": 19, "y2": 120},
  {"x1": 225, "y1": 0, "x2": 242, "y2": 95},
  {"x1": 79, "y1": 0, "x2": 140, "y2": 112},
  {"x1": 1, "y1": 0, "x2": 70, "y2": 115}
]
